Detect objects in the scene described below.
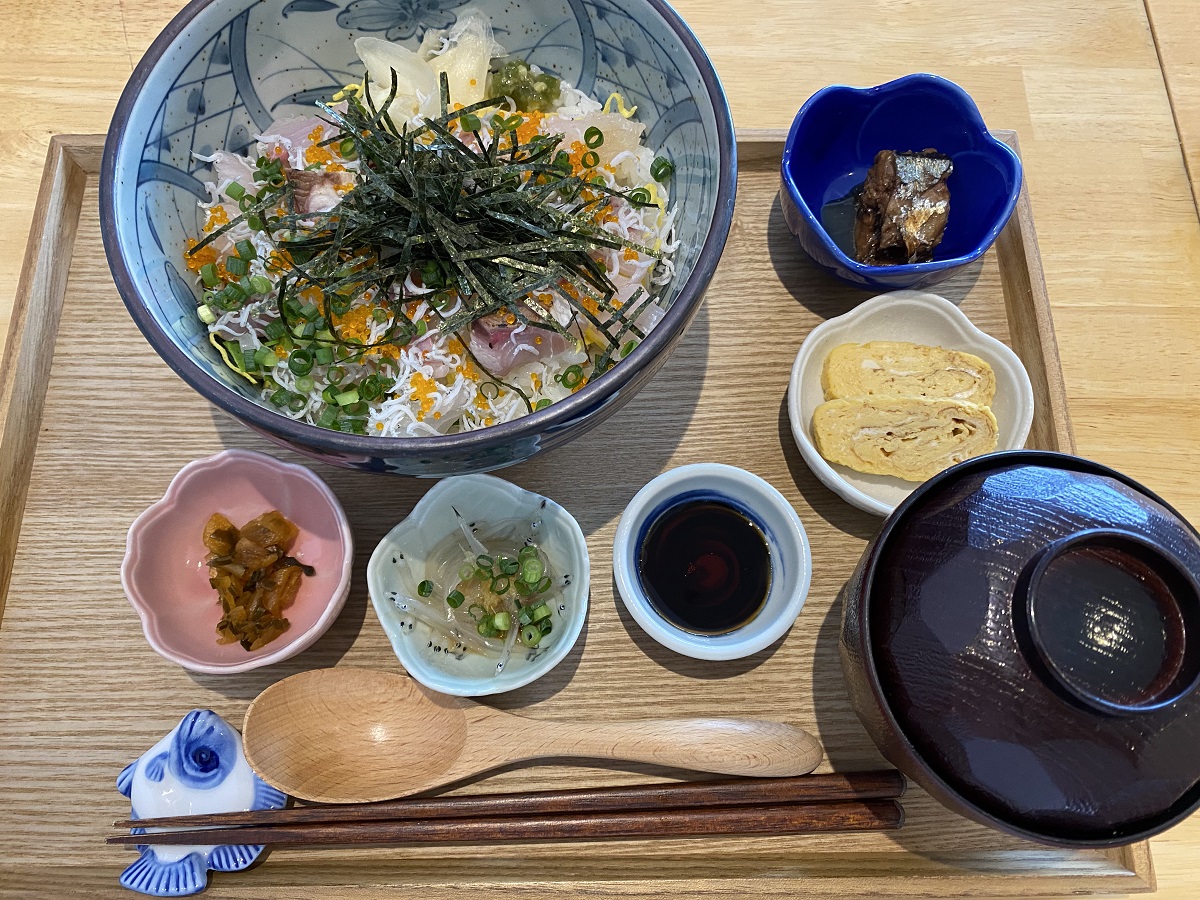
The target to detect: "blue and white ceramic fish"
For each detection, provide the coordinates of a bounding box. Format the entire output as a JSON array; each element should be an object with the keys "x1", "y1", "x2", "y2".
[{"x1": 116, "y1": 709, "x2": 288, "y2": 896}]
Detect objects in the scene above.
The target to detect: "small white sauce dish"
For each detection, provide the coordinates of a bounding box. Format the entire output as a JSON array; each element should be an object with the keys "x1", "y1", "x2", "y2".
[
  {"x1": 613, "y1": 463, "x2": 812, "y2": 661},
  {"x1": 367, "y1": 474, "x2": 589, "y2": 696},
  {"x1": 787, "y1": 290, "x2": 1036, "y2": 517}
]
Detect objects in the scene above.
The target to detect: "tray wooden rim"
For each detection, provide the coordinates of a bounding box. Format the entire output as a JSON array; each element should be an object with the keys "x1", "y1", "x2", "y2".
[{"x1": 0, "y1": 132, "x2": 1153, "y2": 897}]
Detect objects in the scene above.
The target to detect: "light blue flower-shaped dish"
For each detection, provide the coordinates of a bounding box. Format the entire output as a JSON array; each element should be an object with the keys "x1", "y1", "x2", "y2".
[
  {"x1": 100, "y1": 0, "x2": 736, "y2": 475},
  {"x1": 367, "y1": 474, "x2": 590, "y2": 695},
  {"x1": 117, "y1": 709, "x2": 288, "y2": 896},
  {"x1": 779, "y1": 73, "x2": 1022, "y2": 291}
]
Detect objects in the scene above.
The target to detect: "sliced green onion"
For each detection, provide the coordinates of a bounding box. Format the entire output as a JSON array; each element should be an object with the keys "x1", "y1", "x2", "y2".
[
  {"x1": 254, "y1": 346, "x2": 277, "y2": 368},
  {"x1": 535, "y1": 576, "x2": 552, "y2": 594},
  {"x1": 477, "y1": 616, "x2": 499, "y2": 637},
  {"x1": 498, "y1": 556, "x2": 519, "y2": 576},
  {"x1": 491, "y1": 610, "x2": 512, "y2": 631},
  {"x1": 197, "y1": 305, "x2": 218, "y2": 325},
  {"x1": 314, "y1": 345, "x2": 334, "y2": 365},
  {"x1": 199, "y1": 263, "x2": 220, "y2": 288},
  {"x1": 288, "y1": 394, "x2": 306, "y2": 412},
  {"x1": 534, "y1": 398, "x2": 552, "y2": 411},
  {"x1": 333, "y1": 388, "x2": 359, "y2": 406},
  {"x1": 459, "y1": 112, "x2": 480, "y2": 132},
  {"x1": 447, "y1": 589, "x2": 465, "y2": 608},
  {"x1": 242, "y1": 348, "x2": 258, "y2": 372},
  {"x1": 584, "y1": 126, "x2": 604, "y2": 148},
  {"x1": 225, "y1": 256, "x2": 249, "y2": 277},
  {"x1": 518, "y1": 545, "x2": 539, "y2": 561},
  {"x1": 479, "y1": 381, "x2": 500, "y2": 400},
  {"x1": 235, "y1": 239, "x2": 256, "y2": 260},
  {"x1": 316, "y1": 406, "x2": 338, "y2": 428},
  {"x1": 581, "y1": 150, "x2": 599, "y2": 168},
  {"x1": 417, "y1": 580, "x2": 434, "y2": 597},
  {"x1": 530, "y1": 602, "x2": 552, "y2": 623},
  {"x1": 294, "y1": 375, "x2": 315, "y2": 394},
  {"x1": 263, "y1": 320, "x2": 287, "y2": 342},
  {"x1": 560, "y1": 364, "x2": 584, "y2": 389},
  {"x1": 537, "y1": 618, "x2": 554, "y2": 635},
  {"x1": 491, "y1": 576, "x2": 511, "y2": 595},
  {"x1": 321, "y1": 384, "x2": 340, "y2": 404},
  {"x1": 249, "y1": 275, "x2": 273, "y2": 295},
  {"x1": 627, "y1": 188, "x2": 651, "y2": 206},
  {"x1": 371, "y1": 307, "x2": 390, "y2": 324},
  {"x1": 269, "y1": 388, "x2": 289, "y2": 407},
  {"x1": 246, "y1": 214, "x2": 264, "y2": 232},
  {"x1": 414, "y1": 319, "x2": 428, "y2": 337},
  {"x1": 620, "y1": 339, "x2": 638, "y2": 358},
  {"x1": 339, "y1": 138, "x2": 357, "y2": 158},
  {"x1": 521, "y1": 557, "x2": 545, "y2": 584},
  {"x1": 224, "y1": 183, "x2": 246, "y2": 201},
  {"x1": 327, "y1": 365, "x2": 347, "y2": 384},
  {"x1": 288, "y1": 349, "x2": 314, "y2": 376},
  {"x1": 458, "y1": 562, "x2": 476, "y2": 580},
  {"x1": 518, "y1": 624, "x2": 542, "y2": 648},
  {"x1": 344, "y1": 401, "x2": 369, "y2": 417},
  {"x1": 476, "y1": 554, "x2": 493, "y2": 569},
  {"x1": 651, "y1": 156, "x2": 674, "y2": 182}
]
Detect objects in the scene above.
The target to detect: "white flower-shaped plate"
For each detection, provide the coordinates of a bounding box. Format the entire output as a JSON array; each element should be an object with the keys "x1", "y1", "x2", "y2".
[
  {"x1": 787, "y1": 290, "x2": 1036, "y2": 516},
  {"x1": 367, "y1": 474, "x2": 590, "y2": 696}
]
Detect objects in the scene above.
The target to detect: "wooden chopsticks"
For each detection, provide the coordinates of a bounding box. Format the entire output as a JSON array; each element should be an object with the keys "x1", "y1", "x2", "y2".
[{"x1": 109, "y1": 771, "x2": 905, "y2": 848}]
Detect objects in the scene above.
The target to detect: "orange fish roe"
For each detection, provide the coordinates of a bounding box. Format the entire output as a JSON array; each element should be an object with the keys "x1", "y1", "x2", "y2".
[
  {"x1": 409, "y1": 371, "x2": 439, "y2": 420},
  {"x1": 514, "y1": 111, "x2": 546, "y2": 145},
  {"x1": 203, "y1": 205, "x2": 229, "y2": 232},
  {"x1": 581, "y1": 295, "x2": 599, "y2": 315},
  {"x1": 622, "y1": 248, "x2": 639, "y2": 262},
  {"x1": 331, "y1": 303, "x2": 373, "y2": 342},
  {"x1": 184, "y1": 239, "x2": 218, "y2": 272},
  {"x1": 375, "y1": 422, "x2": 384, "y2": 431},
  {"x1": 530, "y1": 372, "x2": 542, "y2": 392},
  {"x1": 484, "y1": 416, "x2": 495, "y2": 426},
  {"x1": 305, "y1": 126, "x2": 333, "y2": 166}
]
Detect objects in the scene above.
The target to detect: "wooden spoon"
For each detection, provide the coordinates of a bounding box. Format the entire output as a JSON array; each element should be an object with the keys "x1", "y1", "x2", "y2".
[{"x1": 242, "y1": 668, "x2": 824, "y2": 803}]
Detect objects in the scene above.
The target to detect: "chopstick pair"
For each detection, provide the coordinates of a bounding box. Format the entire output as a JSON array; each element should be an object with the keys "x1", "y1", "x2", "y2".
[{"x1": 109, "y1": 770, "x2": 905, "y2": 848}]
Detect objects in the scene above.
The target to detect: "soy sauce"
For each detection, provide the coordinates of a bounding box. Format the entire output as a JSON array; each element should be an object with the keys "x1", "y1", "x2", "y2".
[{"x1": 638, "y1": 499, "x2": 771, "y2": 635}]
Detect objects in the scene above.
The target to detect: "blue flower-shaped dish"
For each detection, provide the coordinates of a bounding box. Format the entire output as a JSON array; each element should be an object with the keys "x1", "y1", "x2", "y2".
[
  {"x1": 99, "y1": 0, "x2": 735, "y2": 475},
  {"x1": 779, "y1": 73, "x2": 1022, "y2": 291},
  {"x1": 117, "y1": 709, "x2": 288, "y2": 895}
]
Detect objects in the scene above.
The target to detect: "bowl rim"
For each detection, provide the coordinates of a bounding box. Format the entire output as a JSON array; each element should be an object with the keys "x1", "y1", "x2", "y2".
[
  {"x1": 787, "y1": 289, "x2": 1036, "y2": 517},
  {"x1": 612, "y1": 462, "x2": 812, "y2": 660},
  {"x1": 98, "y1": 0, "x2": 738, "y2": 459},
  {"x1": 365, "y1": 473, "x2": 590, "y2": 696},
  {"x1": 120, "y1": 447, "x2": 355, "y2": 674},
  {"x1": 779, "y1": 72, "x2": 1022, "y2": 278},
  {"x1": 852, "y1": 448, "x2": 1200, "y2": 847}
]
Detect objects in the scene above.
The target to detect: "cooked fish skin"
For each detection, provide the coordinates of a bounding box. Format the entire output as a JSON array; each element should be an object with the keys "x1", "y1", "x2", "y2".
[{"x1": 853, "y1": 149, "x2": 953, "y2": 265}]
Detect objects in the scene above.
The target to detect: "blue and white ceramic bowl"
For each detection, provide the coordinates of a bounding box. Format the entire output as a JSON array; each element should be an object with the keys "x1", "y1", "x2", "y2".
[
  {"x1": 779, "y1": 73, "x2": 1022, "y2": 291},
  {"x1": 613, "y1": 463, "x2": 812, "y2": 660},
  {"x1": 101, "y1": 0, "x2": 736, "y2": 475}
]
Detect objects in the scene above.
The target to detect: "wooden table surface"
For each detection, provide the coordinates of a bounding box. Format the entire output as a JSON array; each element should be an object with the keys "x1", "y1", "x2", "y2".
[{"x1": 2, "y1": 0, "x2": 1199, "y2": 897}]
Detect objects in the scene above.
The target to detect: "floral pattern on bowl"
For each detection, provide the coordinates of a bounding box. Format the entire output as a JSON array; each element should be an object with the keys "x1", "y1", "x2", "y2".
[
  {"x1": 367, "y1": 474, "x2": 589, "y2": 695},
  {"x1": 121, "y1": 449, "x2": 354, "y2": 673},
  {"x1": 117, "y1": 709, "x2": 288, "y2": 895}
]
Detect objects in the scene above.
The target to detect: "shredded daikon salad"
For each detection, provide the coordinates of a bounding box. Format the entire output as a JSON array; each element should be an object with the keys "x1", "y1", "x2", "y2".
[{"x1": 184, "y1": 11, "x2": 679, "y2": 437}]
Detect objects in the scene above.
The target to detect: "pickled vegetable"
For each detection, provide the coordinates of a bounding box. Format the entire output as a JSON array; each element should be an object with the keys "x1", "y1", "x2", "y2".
[{"x1": 203, "y1": 510, "x2": 314, "y2": 651}]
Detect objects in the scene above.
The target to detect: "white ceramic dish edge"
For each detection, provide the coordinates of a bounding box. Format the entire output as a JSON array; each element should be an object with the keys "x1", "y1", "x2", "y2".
[
  {"x1": 367, "y1": 474, "x2": 590, "y2": 696},
  {"x1": 787, "y1": 290, "x2": 1036, "y2": 517},
  {"x1": 612, "y1": 463, "x2": 812, "y2": 661}
]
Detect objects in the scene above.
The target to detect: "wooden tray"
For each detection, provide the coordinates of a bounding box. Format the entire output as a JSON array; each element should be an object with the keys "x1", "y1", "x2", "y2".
[{"x1": 0, "y1": 132, "x2": 1155, "y2": 898}]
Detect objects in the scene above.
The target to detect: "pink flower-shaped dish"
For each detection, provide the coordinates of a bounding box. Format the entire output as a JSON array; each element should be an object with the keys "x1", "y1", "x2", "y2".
[{"x1": 121, "y1": 449, "x2": 353, "y2": 674}]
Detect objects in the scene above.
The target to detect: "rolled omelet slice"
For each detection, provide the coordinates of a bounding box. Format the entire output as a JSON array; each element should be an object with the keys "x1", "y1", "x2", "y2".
[
  {"x1": 812, "y1": 397, "x2": 999, "y2": 482},
  {"x1": 821, "y1": 341, "x2": 996, "y2": 407}
]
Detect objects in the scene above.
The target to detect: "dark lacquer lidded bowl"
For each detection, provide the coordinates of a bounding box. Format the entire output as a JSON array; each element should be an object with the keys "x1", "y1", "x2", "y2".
[{"x1": 841, "y1": 450, "x2": 1200, "y2": 847}]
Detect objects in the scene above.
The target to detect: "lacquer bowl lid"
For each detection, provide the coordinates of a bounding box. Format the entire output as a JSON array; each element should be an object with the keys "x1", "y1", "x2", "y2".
[{"x1": 866, "y1": 451, "x2": 1200, "y2": 844}]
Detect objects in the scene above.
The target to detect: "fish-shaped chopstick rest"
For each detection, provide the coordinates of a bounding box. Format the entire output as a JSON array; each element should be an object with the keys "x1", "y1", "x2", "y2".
[{"x1": 116, "y1": 709, "x2": 288, "y2": 896}]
